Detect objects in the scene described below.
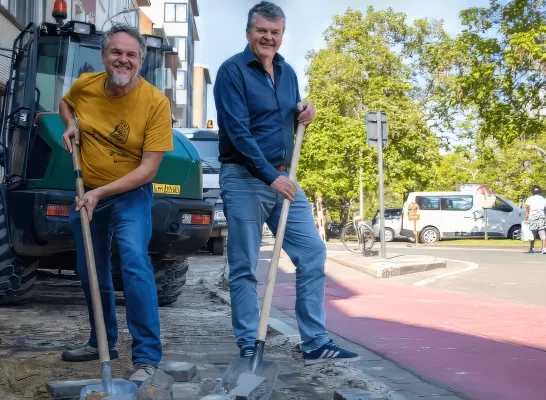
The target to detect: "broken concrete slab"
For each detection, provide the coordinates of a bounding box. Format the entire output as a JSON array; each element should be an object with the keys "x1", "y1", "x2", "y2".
[{"x1": 159, "y1": 359, "x2": 196, "y2": 382}]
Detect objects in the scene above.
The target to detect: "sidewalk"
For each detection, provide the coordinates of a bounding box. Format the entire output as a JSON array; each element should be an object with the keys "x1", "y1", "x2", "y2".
[{"x1": 0, "y1": 253, "x2": 395, "y2": 400}]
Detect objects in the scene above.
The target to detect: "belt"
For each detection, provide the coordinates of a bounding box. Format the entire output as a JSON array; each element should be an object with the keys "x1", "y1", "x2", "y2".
[{"x1": 275, "y1": 165, "x2": 288, "y2": 172}]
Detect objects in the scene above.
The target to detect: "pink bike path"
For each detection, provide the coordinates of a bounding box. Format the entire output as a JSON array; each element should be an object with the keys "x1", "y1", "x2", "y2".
[{"x1": 256, "y1": 255, "x2": 546, "y2": 400}]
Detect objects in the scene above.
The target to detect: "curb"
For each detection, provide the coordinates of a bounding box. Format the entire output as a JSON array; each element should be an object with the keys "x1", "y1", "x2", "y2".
[{"x1": 327, "y1": 256, "x2": 446, "y2": 278}]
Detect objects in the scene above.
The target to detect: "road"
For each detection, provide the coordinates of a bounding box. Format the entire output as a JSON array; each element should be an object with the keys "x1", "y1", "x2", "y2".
[
  {"x1": 330, "y1": 240, "x2": 546, "y2": 307},
  {"x1": 257, "y1": 239, "x2": 546, "y2": 400}
]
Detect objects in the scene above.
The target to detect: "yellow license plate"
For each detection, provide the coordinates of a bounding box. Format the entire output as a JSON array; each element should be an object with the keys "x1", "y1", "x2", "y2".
[{"x1": 153, "y1": 183, "x2": 181, "y2": 195}]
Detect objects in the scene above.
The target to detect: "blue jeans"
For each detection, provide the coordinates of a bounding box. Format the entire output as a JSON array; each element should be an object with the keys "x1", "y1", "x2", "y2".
[
  {"x1": 68, "y1": 183, "x2": 162, "y2": 367},
  {"x1": 220, "y1": 163, "x2": 329, "y2": 352}
]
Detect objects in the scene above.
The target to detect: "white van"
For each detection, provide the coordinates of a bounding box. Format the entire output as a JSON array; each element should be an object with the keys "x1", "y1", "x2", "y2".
[{"x1": 400, "y1": 191, "x2": 524, "y2": 243}]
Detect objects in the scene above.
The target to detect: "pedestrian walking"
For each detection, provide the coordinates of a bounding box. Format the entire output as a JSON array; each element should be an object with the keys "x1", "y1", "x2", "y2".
[
  {"x1": 523, "y1": 185, "x2": 546, "y2": 253},
  {"x1": 58, "y1": 24, "x2": 174, "y2": 382},
  {"x1": 214, "y1": 1, "x2": 360, "y2": 366}
]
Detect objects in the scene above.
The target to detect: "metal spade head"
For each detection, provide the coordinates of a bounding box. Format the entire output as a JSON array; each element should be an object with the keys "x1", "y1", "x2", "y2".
[
  {"x1": 211, "y1": 357, "x2": 279, "y2": 400},
  {"x1": 80, "y1": 379, "x2": 138, "y2": 400}
]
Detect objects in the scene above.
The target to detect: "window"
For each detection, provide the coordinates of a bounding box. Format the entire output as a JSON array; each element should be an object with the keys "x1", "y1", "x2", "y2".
[
  {"x1": 164, "y1": 2, "x2": 187, "y2": 22},
  {"x1": 1, "y1": 0, "x2": 36, "y2": 27},
  {"x1": 416, "y1": 196, "x2": 440, "y2": 210},
  {"x1": 176, "y1": 37, "x2": 186, "y2": 61},
  {"x1": 440, "y1": 196, "x2": 473, "y2": 211},
  {"x1": 177, "y1": 70, "x2": 187, "y2": 89},
  {"x1": 492, "y1": 197, "x2": 512, "y2": 212}
]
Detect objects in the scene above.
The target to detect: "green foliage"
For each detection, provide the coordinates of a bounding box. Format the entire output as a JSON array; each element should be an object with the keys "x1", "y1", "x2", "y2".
[
  {"x1": 298, "y1": 0, "x2": 546, "y2": 220},
  {"x1": 299, "y1": 7, "x2": 440, "y2": 221},
  {"x1": 438, "y1": 0, "x2": 546, "y2": 145}
]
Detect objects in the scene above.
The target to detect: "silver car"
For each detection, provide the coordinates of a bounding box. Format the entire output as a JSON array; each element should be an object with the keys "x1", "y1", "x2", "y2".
[{"x1": 372, "y1": 208, "x2": 406, "y2": 242}]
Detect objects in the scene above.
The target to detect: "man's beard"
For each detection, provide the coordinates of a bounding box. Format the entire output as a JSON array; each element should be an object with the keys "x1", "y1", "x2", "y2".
[{"x1": 110, "y1": 73, "x2": 132, "y2": 86}]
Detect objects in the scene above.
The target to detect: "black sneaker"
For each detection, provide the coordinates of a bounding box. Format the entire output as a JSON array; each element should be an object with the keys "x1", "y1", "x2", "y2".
[
  {"x1": 240, "y1": 347, "x2": 255, "y2": 359},
  {"x1": 61, "y1": 344, "x2": 119, "y2": 362},
  {"x1": 302, "y1": 340, "x2": 360, "y2": 366}
]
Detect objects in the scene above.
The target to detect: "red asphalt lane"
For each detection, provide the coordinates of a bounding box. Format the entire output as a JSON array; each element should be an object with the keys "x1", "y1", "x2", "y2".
[{"x1": 256, "y1": 257, "x2": 546, "y2": 400}]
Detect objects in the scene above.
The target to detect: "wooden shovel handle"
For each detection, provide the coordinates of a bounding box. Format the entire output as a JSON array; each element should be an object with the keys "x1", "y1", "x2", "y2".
[
  {"x1": 256, "y1": 122, "x2": 306, "y2": 341},
  {"x1": 70, "y1": 136, "x2": 110, "y2": 363}
]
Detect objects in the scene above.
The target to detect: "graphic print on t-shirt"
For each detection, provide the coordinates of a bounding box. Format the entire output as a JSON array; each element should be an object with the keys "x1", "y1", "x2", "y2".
[{"x1": 88, "y1": 120, "x2": 131, "y2": 163}]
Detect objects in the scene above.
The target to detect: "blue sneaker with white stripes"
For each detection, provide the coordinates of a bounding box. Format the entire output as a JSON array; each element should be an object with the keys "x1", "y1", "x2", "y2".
[{"x1": 303, "y1": 340, "x2": 360, "y2": 366}]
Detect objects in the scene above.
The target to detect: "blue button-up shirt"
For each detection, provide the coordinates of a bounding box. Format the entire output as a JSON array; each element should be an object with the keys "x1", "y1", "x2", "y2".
[{"x1": 213, "y1": 44, "x2": 301, "y2": 185}]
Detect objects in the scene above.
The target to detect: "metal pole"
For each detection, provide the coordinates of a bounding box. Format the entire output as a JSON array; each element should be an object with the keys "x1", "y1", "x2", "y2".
[
  {"x1": 359, "y1": 147, "x2": 364, "y2": 218},
  {"x1": 484, "y1": 209, "x2": 488, "y2": 240},
  {"x1": 377, "y1": 112, "x2": 386, "y2": 259}
]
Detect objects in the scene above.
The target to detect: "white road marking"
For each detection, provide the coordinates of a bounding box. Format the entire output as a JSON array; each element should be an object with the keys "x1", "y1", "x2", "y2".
[
  {"x1": 391, "y1": 245, "x2": 526, "y2": 253},
  {"x1": 522, "y1": 261, "x2": 546, "y2": 264},
  {"x1": 413, "y1": 259, "x2": 479, "y2": 287}
]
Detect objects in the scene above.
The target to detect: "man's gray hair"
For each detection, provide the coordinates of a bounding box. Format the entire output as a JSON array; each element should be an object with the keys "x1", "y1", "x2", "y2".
[
  {"x1": 101, "y1": 23, "x2": 147, "y2": 61},
  {"x1": 247, "y1": 1, "x2": 286, "y2": 31}
]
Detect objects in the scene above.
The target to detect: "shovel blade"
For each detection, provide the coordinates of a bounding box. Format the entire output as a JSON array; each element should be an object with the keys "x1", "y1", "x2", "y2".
[
  {"x1": 212, "y1": 358, "x2": 279, "y2": 400},
  {"x1": 80, "y1": 380, "x2": 138, "y2": 400}
]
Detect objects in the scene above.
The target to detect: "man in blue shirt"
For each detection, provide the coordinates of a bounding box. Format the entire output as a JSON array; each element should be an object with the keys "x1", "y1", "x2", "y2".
[{"x1": 214, "y1": 1, "x2": 360, "y2": 366}]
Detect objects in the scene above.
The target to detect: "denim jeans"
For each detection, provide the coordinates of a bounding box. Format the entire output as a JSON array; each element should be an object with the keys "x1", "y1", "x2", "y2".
[
  {"x1": 68, "y1": 182, "x2": 162, "y2": 367},
  {"x1": 220, "y1": 163, "x2": 329, "y2": 352}
]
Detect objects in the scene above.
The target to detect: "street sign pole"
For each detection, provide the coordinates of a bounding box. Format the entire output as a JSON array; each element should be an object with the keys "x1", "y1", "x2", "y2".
[
  {"x1": 376, "y1": 111, "x2": 386, "y2": 259},
  {"x1": 359, "y1": 147, "x2": 364, "y2": 218},
  {"x1": 366, "y1": 111, "x2": 388, "y2": 259}
]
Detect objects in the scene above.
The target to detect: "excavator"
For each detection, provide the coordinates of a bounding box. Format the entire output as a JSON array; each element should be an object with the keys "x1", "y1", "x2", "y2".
[{"x1": 0, "y1": 0, "x2": 214, "y2": 306}]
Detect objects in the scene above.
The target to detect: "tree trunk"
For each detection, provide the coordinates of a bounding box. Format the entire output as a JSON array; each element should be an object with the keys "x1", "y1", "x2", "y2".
[{"x1": 339, "y1": 198, "x2": 350, "y2": 227}]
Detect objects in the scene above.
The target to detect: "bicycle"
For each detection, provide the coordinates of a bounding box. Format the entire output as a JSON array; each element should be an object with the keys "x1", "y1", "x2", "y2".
[{"x1": 340, "y1": 208, "x2": 375, "y2": 254}]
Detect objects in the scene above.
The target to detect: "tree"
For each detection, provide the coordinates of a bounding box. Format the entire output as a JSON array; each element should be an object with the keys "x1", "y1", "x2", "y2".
[
  {"x1": 299, "y1": 7, "x2": 442, "y2": 222},
  {"x1": 434, "y1": 0, "x2": 546, "y2": 146}
]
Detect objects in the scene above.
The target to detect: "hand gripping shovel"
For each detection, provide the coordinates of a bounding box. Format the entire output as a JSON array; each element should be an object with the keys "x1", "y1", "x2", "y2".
[
  {"x1": 69, "y1": 132, "x2": 137, "y2": 400},
  {"x1": 210, "y1": 123, "x2": 307, "y2": 400}
]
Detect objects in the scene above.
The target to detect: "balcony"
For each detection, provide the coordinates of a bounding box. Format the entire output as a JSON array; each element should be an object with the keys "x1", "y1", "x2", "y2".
[
  {"x1": 176, "y1": 89, "x2": 187, "y2": 106},
  {"x1": 163, "y1": 68, "x2": 174, "y2": 90}
]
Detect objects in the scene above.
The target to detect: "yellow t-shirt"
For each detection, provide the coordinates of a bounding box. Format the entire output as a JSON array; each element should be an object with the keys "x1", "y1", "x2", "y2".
[{"x1": 62, "y1": 72, "x2": 174, "y2": 189}]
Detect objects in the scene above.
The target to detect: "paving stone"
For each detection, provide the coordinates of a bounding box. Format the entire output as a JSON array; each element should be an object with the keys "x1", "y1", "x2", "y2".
[
  {"x1": 378, "y1": 371, "x2": 422, "y2": 385},
  {"x1": 46, "y1": 378, "x2": 131, "y2": 399},
  {"x1": 159, "y1": 359, "x2": 197, "y2": 382},
  {"x1": 387, "y1": 392, "x2": 409, "y2": 400},
  {"x1": 387, "y1": 381, "x2": 450, "y2": 397},
  {"x1": 333, "y1": 388, "x2": 387, "y2": 400},
  {"x1": 133, "y1": 369, "x2": 174, "y2": 400}
]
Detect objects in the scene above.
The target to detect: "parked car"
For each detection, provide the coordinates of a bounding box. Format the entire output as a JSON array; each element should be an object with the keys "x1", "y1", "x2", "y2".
[
  {"x1": 372, "y1": 208, "x2": 405, "y2": 242},
  {"x1": 400, "y1": 191, "x2": 523, "y2": 243},
  {"x1": 175, "y1": 128, "x2": 227, "y2": 255},
  {"x1": 325, "y1": 221, "x2": 342, "y2": 241}
]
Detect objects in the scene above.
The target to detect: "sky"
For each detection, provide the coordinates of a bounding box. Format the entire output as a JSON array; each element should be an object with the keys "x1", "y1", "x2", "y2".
[{"x1": 193, "y1": 0, "x2": 490, "y2": 126}]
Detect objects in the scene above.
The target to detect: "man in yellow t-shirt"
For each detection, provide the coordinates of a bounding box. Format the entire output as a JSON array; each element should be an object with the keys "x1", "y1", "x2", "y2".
[{"x1": 58, "y1": 24, "x2": 173, "y2": 383}]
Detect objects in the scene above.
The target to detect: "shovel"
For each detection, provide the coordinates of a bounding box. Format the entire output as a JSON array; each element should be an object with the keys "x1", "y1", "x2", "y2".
[
  {"x1": 211, "y1": 122, "x2": 307, "y2": 400},
  {"x1": 69, "y1": 131, "x2": 137, "y2": 400}
]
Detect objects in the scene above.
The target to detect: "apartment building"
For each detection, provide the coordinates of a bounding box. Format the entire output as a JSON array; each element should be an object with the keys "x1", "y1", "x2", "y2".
[
  {"x1": 0, "y1": 1, "x2": 45, "y2": 98},
  {"x1": 192, "y1": 63, "x2": 211, "y2": 129},
  {"x1": 139, "y1": 0, "x2": 200, "y2": 128}
]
